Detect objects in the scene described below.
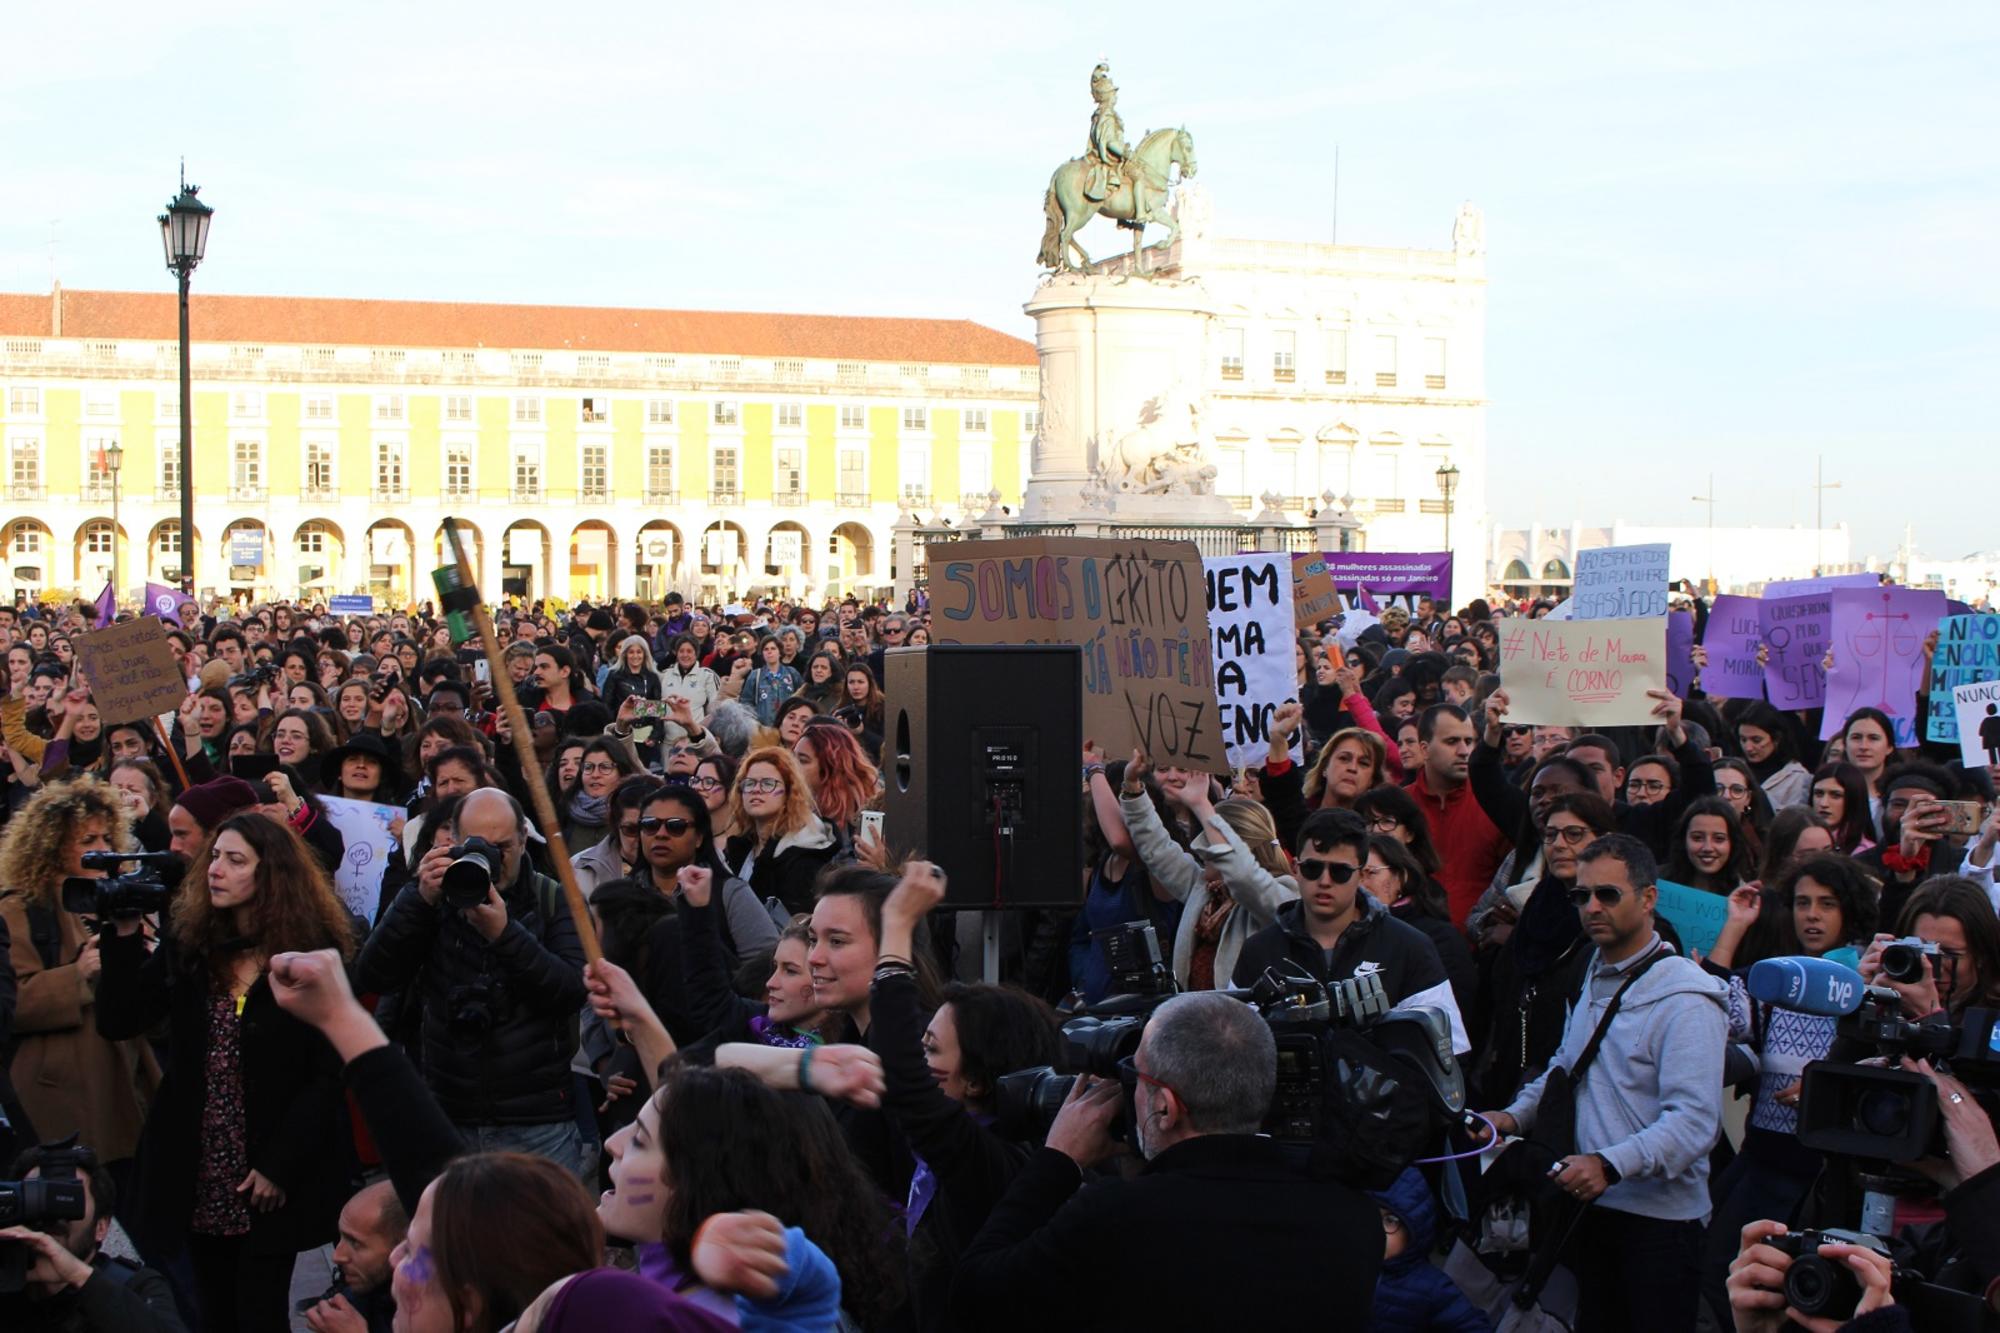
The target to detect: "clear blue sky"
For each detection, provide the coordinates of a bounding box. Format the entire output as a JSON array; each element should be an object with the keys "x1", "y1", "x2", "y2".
[{"x1": 5, "y1": 2, "x2": 1994, "y2": 560}]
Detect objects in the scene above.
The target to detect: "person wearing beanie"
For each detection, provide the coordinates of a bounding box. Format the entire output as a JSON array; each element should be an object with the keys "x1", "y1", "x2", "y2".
[{"x1": 168, "y1": 776, "x2": 260, "y2": 858}]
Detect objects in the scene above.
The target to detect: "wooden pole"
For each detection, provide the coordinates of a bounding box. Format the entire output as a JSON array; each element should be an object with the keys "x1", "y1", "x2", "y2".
[
  {"x1": 439, "y1": 518, "x2": 603, "y2": 966},
  {"x1": 151, "y1": 716, "x2": 192, "y2": 792}
]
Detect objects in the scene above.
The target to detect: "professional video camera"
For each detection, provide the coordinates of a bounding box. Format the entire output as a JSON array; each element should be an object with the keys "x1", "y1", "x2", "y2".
[
  {"x1": 441, "y1": 836, "x2": 505, "y2": 911},
  {"x1": 59, "y1": 850, "x2": 182, "y2": 921},
  {"x1": 0, "y1": 1138, "x2": 88, "y2": 1294},
  {"x1": 998, "y1": 926, "x2": 1465, "y2": 1188}
]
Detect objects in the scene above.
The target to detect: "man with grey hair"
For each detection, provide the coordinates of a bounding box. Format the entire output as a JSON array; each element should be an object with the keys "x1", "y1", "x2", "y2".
[
  {"x1": 950, "y1": 992, "x2": 1384, "y2": 1329},
  {"x1": 354, "y1": 787, "x2": 589, "y2": 1175}
]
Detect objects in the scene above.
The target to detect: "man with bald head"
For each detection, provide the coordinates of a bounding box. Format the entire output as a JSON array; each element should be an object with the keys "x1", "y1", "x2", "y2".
[
  {"x1": 301, "y1": 1180, "x2": 407, "y2": 1332},
  {"x1": 354, "y1": 787, "x2": 589, "y2": 1174}
]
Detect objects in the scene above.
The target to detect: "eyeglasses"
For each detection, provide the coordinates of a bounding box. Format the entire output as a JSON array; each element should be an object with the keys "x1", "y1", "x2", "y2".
[
  {"x1": 739, "y1": 777, "x2": 785, "y2": 795},
  {"x1": 1296, "y1": 858, "x2": 1360, "y2": 884},
  {"x1": 1365, "y1": 815, "x2": 1401, "y2": 834},
  {"x1": 1541, "y1": 824, "x2": 1593, "y2": 846},
  {"x1": 1626, "y1": 778, "x2": 1670, "y2": 795},
  {"x1": 688, "y1": 776, "x2": 723, "y2": 791},
  {"x1": 1718, "y1": 782, "x2": 1750, "y2": 798},
  {"x1": 617, "y1": 823, "x2": 641, "y2": 839},
  {"x1": 1566, "y1": 886, "x2": 1631, "y2": 908},
  {"x1": 579, "y1": 761, "x2": 621, "y2": 776},
  {"x1": 639, "y1": 816, "x2": 694, "y2": 836}
]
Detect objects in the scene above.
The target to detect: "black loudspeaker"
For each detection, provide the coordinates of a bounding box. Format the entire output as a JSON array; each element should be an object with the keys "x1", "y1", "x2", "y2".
[{"x1": 882, "y1": 644, "x2": 1083, "y2": 909}]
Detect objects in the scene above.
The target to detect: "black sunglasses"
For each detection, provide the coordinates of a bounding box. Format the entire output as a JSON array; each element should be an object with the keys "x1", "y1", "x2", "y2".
[
  {"x1": 1296, "y1": 858, "x2": 1360, "y2": 884},
  {"x1": 639, "y1": 816, "x2": 694, "y2": 836},
  {"x1": 1566, "y1": 886, "x2": 1630, "y2": 908}
]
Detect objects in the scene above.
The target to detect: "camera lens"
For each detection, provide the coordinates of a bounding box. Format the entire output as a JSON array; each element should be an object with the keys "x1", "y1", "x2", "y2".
[
  {"x1": 1785, "y1": 1254, "x2": 1857, "y2": 1319},
  {"x1": 1880, "y1": 944, "x2": 1923, "y2": 985},
  {"x1": 1854, "y1": 1087, "x2": 1914, "y2": 1137}
]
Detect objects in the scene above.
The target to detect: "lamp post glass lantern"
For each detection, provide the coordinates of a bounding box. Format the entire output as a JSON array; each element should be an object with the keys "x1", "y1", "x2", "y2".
[
  {"x1": 159, "y1": 169, "x2": 212, "y2": 597},
  {"x1": 1434, "y1": 462, "x2": 1460, "y2": 552}
]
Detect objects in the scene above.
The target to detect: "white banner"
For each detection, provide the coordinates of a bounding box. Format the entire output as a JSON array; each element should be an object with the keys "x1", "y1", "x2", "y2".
[
  {"x1": 1203, "y1": 553, "x2": 1300, "y2": 769},
  {"x1": 319, "y1": 796, "x2": 403, "y2": 922}
]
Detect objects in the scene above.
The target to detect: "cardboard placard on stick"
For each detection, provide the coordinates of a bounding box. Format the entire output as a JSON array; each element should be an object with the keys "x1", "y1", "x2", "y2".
[
  {"x1": 1496, "y1": 617, "x2": 1667, "y2": 726},
  {"x1": 1290, "y1": 552, "x2": 1340, "y2": 626},
  {"x1": 74, "y1": 617, "x2": 187, "y2": 724},
  {"x1": 930, "y1": 537, "x2": 1224, "y2": 772}
]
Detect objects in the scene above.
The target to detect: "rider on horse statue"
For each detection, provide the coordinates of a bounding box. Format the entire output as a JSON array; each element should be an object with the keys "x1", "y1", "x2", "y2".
[{"x1": 1084, "y1": 63, "x2": 1129, "y2": 203}]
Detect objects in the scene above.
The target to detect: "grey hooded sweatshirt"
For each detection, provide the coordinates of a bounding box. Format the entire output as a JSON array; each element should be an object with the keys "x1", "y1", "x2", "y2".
[{"x1": 1503, "y1": 933, "x2": 1729, "y2": 1222}]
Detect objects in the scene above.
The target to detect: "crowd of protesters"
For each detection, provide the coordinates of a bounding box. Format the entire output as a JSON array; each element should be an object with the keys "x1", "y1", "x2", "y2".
[{"x1": 0, "y1": 580, "x2": 1996, "y2": 1331}]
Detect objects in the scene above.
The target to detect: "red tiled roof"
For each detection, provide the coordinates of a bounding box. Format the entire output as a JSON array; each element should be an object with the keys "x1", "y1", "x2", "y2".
[{"x1": 0, "y1": 288, "x2": 1037, "y2": 366}]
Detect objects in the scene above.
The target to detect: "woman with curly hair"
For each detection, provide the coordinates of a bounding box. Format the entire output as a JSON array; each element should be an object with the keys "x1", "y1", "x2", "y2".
[
  {"x1": 97, "y1": 813, "x2": 359, "y2": 1331},
  {"x1": 790, "y1": 722, "x2": 879, "y2": 842},
  {"x1": 722, "y1": 746, "x2": 837, "y2": 917},
  {"x1": 0, "y1": 778, "x2": 155, "y2": 1167}
]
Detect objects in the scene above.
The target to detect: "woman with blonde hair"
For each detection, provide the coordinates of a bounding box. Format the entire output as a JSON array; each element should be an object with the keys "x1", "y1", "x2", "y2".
[
  {"x1": 1302, "y1": 725, "x2": 1390, "y2": 810},
  {"x1": 98, "y1": 812, "x2": 358, "y2": 1331},
  {"x1": 722, "y1": 746, "x2": 838, "y2": 916},
  {"x1": 0, "y1": 778, "x2": 155, "y2": 1166}
]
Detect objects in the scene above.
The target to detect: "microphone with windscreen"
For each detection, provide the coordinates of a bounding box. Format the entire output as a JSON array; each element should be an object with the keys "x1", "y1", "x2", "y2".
[{"x1": 1747, "y1": 957, "x2": 1869, "y2": 1017}]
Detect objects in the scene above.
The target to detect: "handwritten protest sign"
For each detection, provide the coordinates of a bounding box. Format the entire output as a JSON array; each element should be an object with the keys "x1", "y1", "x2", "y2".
[
  {"x1": 1204, "y1": 554, "x2": 1299, "y2": 769},
  {"x1": 1929, "y1": 615, "x2": 2000, "y2": 745},
  {"x1": 1953, "y1": 680, "x2": 2000, "y2": 769},
  {"x1": 931, "y1": 537, "x2": 1224, "y2": 771},
  {"x1": 1761, "y1": 593, "x2": 1832, "y2": 710},
  {"x1": 1571, "y1": 543, "x2": 1671, "y2": 619},
  {"x1": 1290, "y1": 553, "x2": 1340, "y2": 626},
  {"x1": 1819, "y1": 585, "x2": 1946, "y2": 743},
  {"x1": 319, "y1": 796, "x2": 403, "y2": 921},
  {"x1": 1700, "y1": 595, "x2": 1766, "y2": 700},
  {"x1": 1665, "y1": 611, "x2": 1695, "y2": 699},
  {"x1": 1655, "y1": 879, "x2": 1727, "y2": 958},
  {"x1": 1497, "y1": 617, "x2": 1666, "y2": 726},
  {"x1": 74, "y1": 617, "x2": 187, "y2": 723}
]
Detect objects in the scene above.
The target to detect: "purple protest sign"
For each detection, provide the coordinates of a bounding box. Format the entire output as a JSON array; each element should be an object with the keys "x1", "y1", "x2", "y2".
[
  {"x1": 1819, "y1": 585, "x2": 1948, "y2": 742},
  {"x1": 1664, "y1": 611, "x2": 1695, "y2": 698},
  {"x1": 1764, "y1": 573, "x2": 1881, "y2": 597},
  {"x1": 1317, "y1": 552, "x2": 1453, "y2": 611},
  {"x1": 1701, "y1": 595, "x2": 1766, "y2": 700},
  {"x1": 1762, "y1": 594, "x2": 1832, "y2": 710}
]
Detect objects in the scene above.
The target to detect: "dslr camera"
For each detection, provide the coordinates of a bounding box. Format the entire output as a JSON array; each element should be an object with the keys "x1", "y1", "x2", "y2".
[
  {"x1": 1767, "y1": 1230, "x2": 1908, "y2": 1320},
  {"x1": 1879, "y1": 937, "x2": 1940, "y2": 986},
  {"x1": 441, "y1": 836, "x2": 505, "y2": 911},
  {"x1": 0, "y1": 1138, "x2": 88, "y2": 1294},
  {"x1": 61, "y1": 850, "x2": 181, "y2": 921}
]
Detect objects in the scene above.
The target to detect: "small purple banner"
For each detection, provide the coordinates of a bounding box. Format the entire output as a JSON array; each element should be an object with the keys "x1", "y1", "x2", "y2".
[
  {"x1": 1317, "y1": 552, "x2": 1453, "y2": 611},
  {"x1": 1762, "y1": 593, "x2": 1832, "y2": 710},
  {"x1": 143, "y1": 582, "x2": 184, "y2": 624},
  {"x1": 1701, "y1": 595, "x2": 1766, "y2": 700}
]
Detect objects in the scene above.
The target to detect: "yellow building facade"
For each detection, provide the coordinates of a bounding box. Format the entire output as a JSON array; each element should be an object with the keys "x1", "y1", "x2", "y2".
[{"x1": 0, "y1": 287, "x2": 1039, "y2": 605}]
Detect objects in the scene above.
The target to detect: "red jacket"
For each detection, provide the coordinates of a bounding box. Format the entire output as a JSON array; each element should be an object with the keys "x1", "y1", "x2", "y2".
[{"x1": 1409, "y1": 769, "x2": 1511, "y2": 927}]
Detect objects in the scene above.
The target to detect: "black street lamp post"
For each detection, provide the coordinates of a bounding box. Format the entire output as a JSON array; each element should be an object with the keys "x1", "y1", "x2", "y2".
[{"x1": 159, "y1": 170, "x2": 212, "y2": 596}]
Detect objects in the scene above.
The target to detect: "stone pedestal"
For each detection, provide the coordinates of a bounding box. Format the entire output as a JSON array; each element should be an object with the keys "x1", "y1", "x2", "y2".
[{"x1": 1020, "y1": 271, "x2": 1232, "y2": 522}]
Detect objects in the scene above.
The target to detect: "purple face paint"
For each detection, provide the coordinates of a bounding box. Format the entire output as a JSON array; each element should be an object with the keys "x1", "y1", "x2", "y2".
[
  {"x1": 402, "y1": 1244, "x2": 434, "y2": 1286},
  {"x1": 621, "y1": 1192, "x2": 657, "y2": 1206}
]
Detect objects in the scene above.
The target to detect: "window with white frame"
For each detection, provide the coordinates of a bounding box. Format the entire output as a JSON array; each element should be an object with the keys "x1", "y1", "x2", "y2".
[
  {"x1": 1215, "y1": 446, "x2": 1246, "y2": 496},
  {"x1": 232, "y1": 438, "x2": 263, "y2": 493},
  {"x1": 776, "y1": 402, "x2": 803, "y2": 430},
  {"x1": 839, "y1": 404, "x2": 866, "y2": 432},
  {"x1": 306, "y1": 441, "x2": 336, "y2": 494},
  {"x1": 7, "y1": 388, "x2": 40, "y2": 415},
  {"x1": 85, "y1": 436, "x2": 115, "y2": 491},
  {"x1": 159, "y1": 439, "x2": 179, "y2": 492},
  {"x1": 580, "y1": 396, "x2": 608, "y2": 424},
  {"x1": 83, "y1": 522, "x2": 114, "y2": 556},
  {"x1": 901, "y1": 406, "x2": 927, "y2": 432},
  {"x1": 1372, "y1": 446, "x2": 1401, "y2": 502},
  {"x1": 1424, "y1": 337, "x2": 1447, "y2": 390},
  {"x1": 899, "y1": 445, "x2": 929, "y2": 502},
  {"x1": 156, "y1": 524, "x2": 181, "y2": 558},
  {"x1": 444, "y1": 443, "x2": 473, "y2": 496},
  {"x1": 1324, "y1": 330, "x2": 1348, "y2": 385},
  {"x1": 1374, "y1": 335, "x2": 1398, "y2": 388},
  {"x1": 513, "y1": 396, "x2": 542, "y2": 424},
  {"x1": 1220, "y1": 327, "x2": 1245, "y2": 379},
  {"x1": 445, "y1": 395, "x2": 473, "y2": 423},
  {"x1": 305, "y1": 395, "x2": 335, "y2": 421},
  {"x1": 776, "y1": 447, "x2": 803, "y2": 497},
  {"x1": 375, "y1": 394, "x2": 404, "y2": 422},
  {"x1": 376, "y1": 440, "x2": 404, "y2": 492},
  {"x1": 645, "y1": 446, "x2": 674, "y2": 498},
  {"x1": 9, "y1": 524, "x2": 41, "y2": 557},
  {"x1": 9, "y1": 438, "x2": 39, "y2": 492},
  {"x1": 1272, "y1": 331, "x2": 1296, "y2": 382},
  {"x1": 838, "y1": 449, "x2": 865, "y2": 496},
  {"x1": 581, "y1": 443, "x2": 610, "y2": 497},
  {"x1": 1023, "y1": 408, "x2": 1040, "y2": 436},
  {"x1": 646, "y1": 398, "x2": 674, "y2": 426},
  {"x1": 513, "y1": 443, "x2": 542, "y2": 497},
  {"x1": 375, "y1": 441, "x2": 405, "y2": 495},
  {"x1": 298, "y1": 525, "x2": 328, "y2": 557},
  {"x1": 960, "y1": 443, "x2": 991, "y2": 501},
  {"x1": 963, "y1": 407, "x2": 989, "y2": 433},
  {"x1": 712, "y1": 446, "x2": 740, "y2": 498},
  {"x1": 713, "y1": 400, "x2": 739, "y2": 427},
  {"x1": 232, "y1": 390, "x2": 262, "y2": 419}
]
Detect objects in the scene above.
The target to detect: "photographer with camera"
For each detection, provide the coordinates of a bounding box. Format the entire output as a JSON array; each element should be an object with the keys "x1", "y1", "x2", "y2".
[
  {"x1": 0, "y1": 1141, "x2": 187, "y2": 1332},
  {"x1": 949, "y1": 990, "x2": 1384, "y2": 1329},
  {"x1": 353, "y1": 787, "x2": 590, "y2": 1175},
  {"x1": 1854, "y1": 876, "x2": 2000, "y2": 1032},
  {"x1": 1470, "y1": 833, "x2": 1729, "y2": 1333},
  {"x1": 0, "y1": 780, "x2": 154, "y2": 1168}
]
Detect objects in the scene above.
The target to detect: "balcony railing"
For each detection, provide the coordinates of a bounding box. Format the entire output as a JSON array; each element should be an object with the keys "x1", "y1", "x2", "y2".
[
  {"x1": 772, "y1": 490, "x2": 808, "y2": 506},
  {"x1": 836, "y1": 491, "x2": 870, "y2": 508},
  {"x1": 643, "y1": 487, "x2": 679, "y2": 506},
  {"x1": 372, "y1": 485, "x2": 409, "y2": 503},
  {"x1": 577, "y1": 489, "x2": 612, "y2": 504},
  {"x1": 229, "y1": 485, "x2": 268, "y2": 502},
  {"x1": 301, "y1": 483, "x2": 339, "y2": 502},
  {"x1": 81, "y1": 482, "x2": 116, "y2": 502},
  {"x1": 511, "y1": 485, "x2": 544, "y2": 503},
  {"x1": 441, "y1": 483, "x2": 474, "y2": 501},
  {"x1": 6, "y1": 483, "x2": 45, "y2": 500},
  {"x1": 899, "y1": 490, "x2": 932, "y2": 507},
  {"x1": 709, "y1": 489, "x2": 743, "y2": 505}
]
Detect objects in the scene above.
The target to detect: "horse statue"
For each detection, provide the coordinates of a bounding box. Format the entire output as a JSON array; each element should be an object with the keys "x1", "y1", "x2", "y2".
[{"x1": 1038, "y1": 127, "x2": 1197, "y2": 274}]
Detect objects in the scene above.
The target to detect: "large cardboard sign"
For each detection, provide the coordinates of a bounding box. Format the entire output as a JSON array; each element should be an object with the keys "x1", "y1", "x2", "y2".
[
  {"x1": 1204, "y1": 554, "x2": 1299, "y2": 769},
  {"x1": 1571, "y1": 543, "x2": 1671, "y2": 620},
  {"x1": 1497, "y1": 617, "x2": 1667, "y2": 726},
  {"x1": 930, "y1": 537, "x2": 1224, "y2": 771},
  {"x1": 74, "y1": 617, "x2": 187, "y2": 724}
]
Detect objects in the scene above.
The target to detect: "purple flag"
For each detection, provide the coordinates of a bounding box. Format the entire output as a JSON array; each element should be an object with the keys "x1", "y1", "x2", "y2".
[
  {"x1": 142, "y1": 583, "x2": 183, "y2": 625},
  {"x1": 92, "y1": 582, "x2": 115, "y2": 628},
  {"x1": 1701, "y1": 595, "x2": 1766, "y2": 700}
]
